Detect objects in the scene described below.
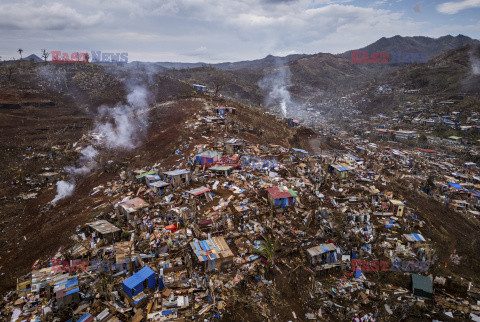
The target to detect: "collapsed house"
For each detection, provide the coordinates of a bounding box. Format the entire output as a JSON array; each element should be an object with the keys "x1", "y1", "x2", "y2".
[
  {"x1": 163, "y1": 169, "x2": 191, "y2": 187},
  {"x1": 194, "y1": 151, "x2": 222, "y2": 167},
  {"x1": 6, "y1": 97, "x2": 480, "y2": 321},
  {"x1": 118, "y1": 198, "x2": 150, "y2": 220},
  {"x1": 190, "y1": 237, "x2": 234, "y2": 271},
  {"x1": 388, "y1": 199, "x2": 405, "y2": 216},
  {"x1": 53, "y1": 277, "x2": 80, "y2": 307},
  {"x1": 329, "y1": 164, "x2": 351, "y2": 181},
  {"x1": 86, "y1": 220, "x2": 121, "y2": 243},
  {"x1": 186, "y1": 186, "x2": 213, "y2": 201},
  {"x1": 306, "y1": 243, "x2": 340, "y2": 266},
  {"x1": 225, "y1": 139, "x2": 243, "y2": 154}
]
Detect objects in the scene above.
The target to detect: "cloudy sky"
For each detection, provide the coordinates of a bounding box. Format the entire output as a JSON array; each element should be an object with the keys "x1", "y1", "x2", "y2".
[{"x1": 1, "y1": 0, "x2": 479, "y2": 63}]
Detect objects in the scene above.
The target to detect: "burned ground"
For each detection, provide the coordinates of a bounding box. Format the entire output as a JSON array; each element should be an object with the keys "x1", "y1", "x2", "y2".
[{"x1": 0, "y1": 64, "x2": 312, "y2": 294}]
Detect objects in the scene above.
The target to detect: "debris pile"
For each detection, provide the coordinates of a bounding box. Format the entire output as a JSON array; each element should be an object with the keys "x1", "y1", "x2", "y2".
[{"x1": 2, "y1": 99, "x2": 480, "y2": 321}]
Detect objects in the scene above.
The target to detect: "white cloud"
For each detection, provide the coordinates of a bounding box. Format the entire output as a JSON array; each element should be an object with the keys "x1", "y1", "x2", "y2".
[
  {"x1": 374, "y1": 0, "x2": 388, "y2": 6},
  {"x1": 437, "y1": 0, "x2": 480, "y2": 14},
  {"x1": 0, "y1": 0, "x2": 478, "y2": 62},
  {"x1": 0, "y1": 2, "x2": 105, "y2": 30}
]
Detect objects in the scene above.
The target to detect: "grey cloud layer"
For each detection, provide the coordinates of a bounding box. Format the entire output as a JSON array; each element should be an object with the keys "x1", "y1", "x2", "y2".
[{"x1": 0, "y1": 0, "x2": 478, "y2": 62}]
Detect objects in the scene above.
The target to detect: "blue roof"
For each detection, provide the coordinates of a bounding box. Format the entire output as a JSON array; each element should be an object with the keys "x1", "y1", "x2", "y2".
[
  {"x1": 449, "y1": 182, "x2": 463, "y2": 190},
  {"x1": 65, "y1": 278, "x2": 78, "y2": 288},
  {"x1": 54, "y1": 277, "x2": 78, "y2": 288},
  {"x1": 122, "y1": 266, "x2": 155, "y2": 290},
  {"x1": 320, "y1": 245, "x2": 331, "y2": 252},
  {"x1": 66, "y1": 287, "x2": 79, "y2": 295},
  {"x1": 77, "y1": 313, "x2": 93, "y2": 322},
  {"x1": 54, "y1": 277, "x2": 79, "y2": 297}
]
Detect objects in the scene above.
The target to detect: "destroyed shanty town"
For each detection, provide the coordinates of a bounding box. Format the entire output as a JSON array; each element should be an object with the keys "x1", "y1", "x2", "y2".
[{"x1": 2, "y1": 2, "x2": 480, "y2": 322}]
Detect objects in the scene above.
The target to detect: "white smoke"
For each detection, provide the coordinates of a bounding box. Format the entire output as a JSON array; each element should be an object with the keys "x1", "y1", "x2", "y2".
[
  {"x1": 65, "y1": 145, "x2": 98, "y2": 176},
  {"x1": 468, "y1": 44, "x2": 480, "y2": 75},
  {"x1": 94, "y1": 86, "x2": 149, "y2": 149},
  {"x1": 51, "y1": 86, "x2": 150, "y2": 203},
  {"x1": 472, "y1": 56, "x2": 480, "y2": 75},
  {"x1": 52, "y1": 146, "x2": 97, "y2": 204},
  {"x1": 259, "y1": 65, "x2": 293, "y2": 117},
  {"x1": 52, "y1": 180, "x2": 75, "y2": 204}
]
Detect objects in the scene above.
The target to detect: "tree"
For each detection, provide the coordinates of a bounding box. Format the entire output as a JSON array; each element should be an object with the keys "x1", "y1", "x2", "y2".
[
  {"x1": 211, "y1": 72, "x2": 227, "y2": 97},
  {"x1": 254, "y1": 234, "x2": 278, "y2": 268},
  {"x1": 6, "y1": 65, "x2": 14, "y2": 81},
  {"x1": 41, "y1": 49, "x2": 49, "y2": 62},
  {"x1": 17, "y1": 48, "x2": 23, "y2": 59}
]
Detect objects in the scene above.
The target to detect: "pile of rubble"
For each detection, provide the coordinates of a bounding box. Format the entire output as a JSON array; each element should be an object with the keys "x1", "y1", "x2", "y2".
[{"x1": 2, "y1": 102, "x2": 480, "y2": 321}]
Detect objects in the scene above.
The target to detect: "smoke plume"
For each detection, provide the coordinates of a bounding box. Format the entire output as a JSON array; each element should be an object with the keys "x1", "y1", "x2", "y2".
[
  {"x1": 94, "y1": 86, "x2": 149, "y2": 149},
  {"x1": 65, "y1": 145, "x2": 98, "y2": 175},
  {"x1": 472, "y1": 55, "x2": 480, "y2": 75},
  {"x1": 258, "y1": 65, "x2": 293, "y2": 117},
  {"x1": 52, "y1": 180, "x2": 76, "y2": 204},
  {"x1": 51, "y1": 86, "x2": 150, "y2": 203}
]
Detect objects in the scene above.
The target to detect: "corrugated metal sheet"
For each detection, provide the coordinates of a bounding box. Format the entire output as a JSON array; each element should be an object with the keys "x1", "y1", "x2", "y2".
[
  {"x1": 190, "y1": 237, "x2": 233, "y2": 263},
  {"x1": 267, "y1": 187, "x2": 293, "y2": 199},
  {"x1": 54, "y1": 277, "x2": 79, "y2": 298},
  {"x1": 150, "y1": 181, "x2": 169, "y2": 188},
  {"x1": 187, "y1": 186, "x2": 211, "y2": 196},
  {"x1": 164, "y1": 169, "x2": 191, "y2": 176},
  {"x1": 77, "y1": 313, "x2": 93, "y2": 322},
  {"x1": 403, "y1": 233, "x2": 425, "y2": 242},
  {"x1": 306, "y1": 243, "x2": 337, "y2": 257},
  {"x1": 122, "y1": 266, "x2": 155, "y2": 290},
  {"x1": 292, "y1": 148, "x2": 308, "y2": 154},
  {"x1": 87, "y1": 220, "x2": 121, "y2": 235},
  {"x1": 119, "y1": 197, "x2": 150, "y2": 212}
]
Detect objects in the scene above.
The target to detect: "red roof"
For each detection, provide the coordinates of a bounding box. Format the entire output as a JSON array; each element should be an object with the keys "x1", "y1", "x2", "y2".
[{"x1": 267, "y1": 187, "x2": 292, "y2": 199}]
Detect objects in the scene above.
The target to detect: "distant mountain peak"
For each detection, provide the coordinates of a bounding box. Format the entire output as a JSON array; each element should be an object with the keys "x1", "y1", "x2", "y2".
[
  {"x1": 22, "y1": 54, "x2": 43, "y2": 62},
  {"x1": 341, "y1": 34, "x2": 479, "y2": 58}
]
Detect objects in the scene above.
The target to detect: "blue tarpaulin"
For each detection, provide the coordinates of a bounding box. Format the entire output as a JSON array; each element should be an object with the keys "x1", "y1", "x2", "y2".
[
  {"x1": 411, "y1": 233, "x2": 425, "y2": 241},
  {"x1": 449, "y1": 182, "x2": 463, "y2": 189}
]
